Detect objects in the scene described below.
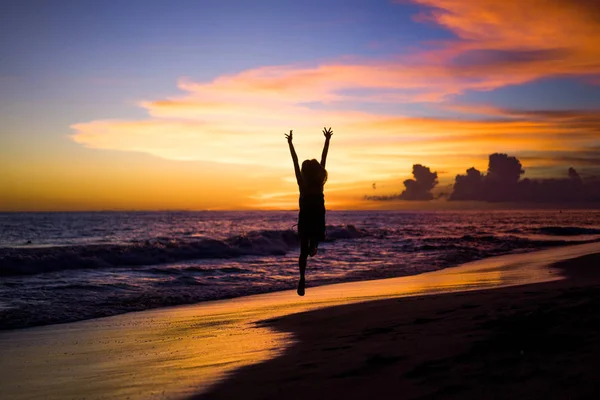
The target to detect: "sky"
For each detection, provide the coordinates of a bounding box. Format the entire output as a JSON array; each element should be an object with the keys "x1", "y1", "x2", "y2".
[{"x1": 1, "y1": 0, "x2": 599, "y2": 211}]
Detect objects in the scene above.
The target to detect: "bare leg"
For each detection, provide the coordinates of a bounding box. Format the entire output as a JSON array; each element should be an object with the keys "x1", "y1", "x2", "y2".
[
  {"x1": 308, "y1": 237, "x2": 319, "y2": 257},
  {"x1": 298, "y1": 236, "x2": 309, "y2": 296}
]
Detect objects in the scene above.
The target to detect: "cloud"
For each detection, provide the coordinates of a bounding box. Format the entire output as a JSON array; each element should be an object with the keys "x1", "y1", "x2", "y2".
[
  {"x1": 70, "y1": 0, "x2": 600, "y2": 206},
  {"x1": 365, "y1": 163, "x2": 439, "y2": 201},
  {"x1": 400, "y1": 164, "x2": 439, "y2": 200},
  {"x1": 451, "y1": 48, "x2": 573, "y2": 68},
  {"x1": 449, "y1": 153, "x2": 600, "y2": 203},
  {"x1": 520, "y1": 149, "x2": 600, "y2": 168},
  {"x1": 448, "y1": 167, "x2": 484, "y2": 201},
  {"x1": 369, "y1": 152, "x2": 600, "y2": 203},
  {"x1": 487, "y1": 153, "x2": 524, "y2": 184},
  {"x1": 410, "y1": 0, "x2": 600, "y2": 72},
  {"x1": 400, "y1": 0, "x2": 600, "y2": 104},
  {"x1": 72, "y1": 95, "x2": 600, "y2": 197}
]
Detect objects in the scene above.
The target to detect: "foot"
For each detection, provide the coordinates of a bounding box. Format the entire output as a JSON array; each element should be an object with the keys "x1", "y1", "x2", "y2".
[
  {"x1": 297, "y1": 277, "x2": 305, "y2": 296},
  {"x1": 309, "y1": 246, "x2": 318, "y2": 257}
]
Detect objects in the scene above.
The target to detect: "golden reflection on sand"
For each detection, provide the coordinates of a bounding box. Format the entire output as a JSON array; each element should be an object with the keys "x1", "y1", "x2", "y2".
[{"x1": 1, "y1": 242, "x2": 599, "y2": 399}]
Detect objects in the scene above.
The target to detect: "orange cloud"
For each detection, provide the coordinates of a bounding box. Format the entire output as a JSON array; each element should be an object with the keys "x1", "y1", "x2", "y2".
[
  {"x1": 410, "y1": 0, "x2": 600, "y2": 81},
  {"x1": 70, "y1": 0, "x2": 600, "y2": 208}
]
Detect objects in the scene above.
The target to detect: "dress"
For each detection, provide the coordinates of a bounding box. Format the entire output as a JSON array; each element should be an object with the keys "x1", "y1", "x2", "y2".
[{"x1": 298, "y1": 192, "x2": 326, "y2": 241}]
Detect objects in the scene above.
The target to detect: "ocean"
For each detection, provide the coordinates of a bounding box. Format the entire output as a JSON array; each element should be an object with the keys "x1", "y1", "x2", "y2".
[{"x1": 1, "y1": 210, "x2": 600, "y2": 329}]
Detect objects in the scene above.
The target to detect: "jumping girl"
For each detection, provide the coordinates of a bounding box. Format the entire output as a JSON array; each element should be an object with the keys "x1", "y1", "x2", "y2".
[{"x1": 285, "y1": 127, "x2": 332, "y2": 296}]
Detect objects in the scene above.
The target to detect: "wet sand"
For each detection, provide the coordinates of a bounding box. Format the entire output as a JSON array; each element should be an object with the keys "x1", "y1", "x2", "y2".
[
  {"x1": 201, "y1": 248, "x2": 600, "y2": 400},
  {"x1": 1, "y1": 242, "x2": 600, "y2": 399}
]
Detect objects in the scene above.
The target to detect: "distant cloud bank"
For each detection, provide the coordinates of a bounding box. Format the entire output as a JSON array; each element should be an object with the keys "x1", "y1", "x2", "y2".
[
  {"x1": 368, "y1": 153, "x2": 600, "y2": 204},
  {"x1": 450, "y1": 154, "x2": 600, "y2": 203}
]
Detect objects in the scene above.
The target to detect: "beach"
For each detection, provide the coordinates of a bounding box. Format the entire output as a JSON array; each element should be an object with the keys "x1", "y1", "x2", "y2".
[
  {"x1": 4, "y1": 0, "x2": 600, "y2": 398},
  {"x1": 1, "y1": 242, "x2": 600, "y2": 399},
  {"x1": 202, "y1": 250, "x2": 600, "y2": 399}
]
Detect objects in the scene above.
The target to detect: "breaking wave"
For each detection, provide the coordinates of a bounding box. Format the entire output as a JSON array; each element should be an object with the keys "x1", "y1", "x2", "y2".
[{"x1": 0, "y1": 225, "x2": 367, "y2": 276}]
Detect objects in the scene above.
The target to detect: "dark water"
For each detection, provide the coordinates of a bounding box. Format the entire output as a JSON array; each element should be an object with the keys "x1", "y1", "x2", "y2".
[{"x1": 1, "y1": 210, "x2": 599, "y2": 329}]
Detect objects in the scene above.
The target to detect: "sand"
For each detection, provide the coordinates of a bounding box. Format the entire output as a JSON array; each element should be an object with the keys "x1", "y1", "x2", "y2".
[
  {"x1": 1, "y1": 242, "x2": 600, "y2": 399},
  {"x1": 201, "y1": 251, "x2": 600, "y2": 399}
]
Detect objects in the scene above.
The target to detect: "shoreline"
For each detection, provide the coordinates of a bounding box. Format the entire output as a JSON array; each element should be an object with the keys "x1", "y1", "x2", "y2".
[
  {"x1": 200, "y1": 251, "x2": 600, "y2": 399},
  {"x1": 1, "y1": 242, "x2": 599, "y2": 399},
  {"x1": 3, "y1": 209, "x2": 600, "y2": 331},
  {"x1": 4, "y1": 237, "x2": 598, "y2": 331}
]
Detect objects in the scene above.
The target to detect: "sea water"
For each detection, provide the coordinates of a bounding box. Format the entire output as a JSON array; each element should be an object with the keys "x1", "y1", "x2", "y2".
[{"x1": 1, "y1": 210, "x2": 599, "y2": 329}]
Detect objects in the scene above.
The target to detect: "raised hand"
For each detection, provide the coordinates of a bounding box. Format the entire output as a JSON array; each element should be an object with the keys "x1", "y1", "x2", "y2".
[
  {"x1": 284, "y1": 130, "x2": 293, "y2": 143},
  {"x1": 320, "y1": 127, "x2": 332, "y2": 167}
]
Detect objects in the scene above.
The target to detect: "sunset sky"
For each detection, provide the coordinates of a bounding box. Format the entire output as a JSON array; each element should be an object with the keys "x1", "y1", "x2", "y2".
[{"x1": 2, "y1": 0, "x2": 600, "y2": 211}]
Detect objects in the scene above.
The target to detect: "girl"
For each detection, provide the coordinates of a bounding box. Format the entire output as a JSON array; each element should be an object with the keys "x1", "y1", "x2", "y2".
[{"x1": 285, "y1": 127, "x2": 332, "y2": 296}]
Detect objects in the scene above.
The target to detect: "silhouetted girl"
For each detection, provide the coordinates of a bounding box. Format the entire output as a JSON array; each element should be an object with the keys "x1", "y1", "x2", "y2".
[{"x1": 285, "y1": 127, "x2": 332, "y2": 296}]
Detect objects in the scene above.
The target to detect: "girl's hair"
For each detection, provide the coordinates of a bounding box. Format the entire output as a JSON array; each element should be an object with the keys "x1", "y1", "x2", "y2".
[{"x1": 301, "y1": 159, "x2": 328, "y2": 190}]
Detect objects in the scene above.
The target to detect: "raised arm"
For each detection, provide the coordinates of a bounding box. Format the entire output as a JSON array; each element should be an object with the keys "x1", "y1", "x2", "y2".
[
  {"x1": 320, "y1": 127, "x2": 333, "y2": 168},
  {"x1": 285, "y1": 130, "x2": 303, "y2": 187}
]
